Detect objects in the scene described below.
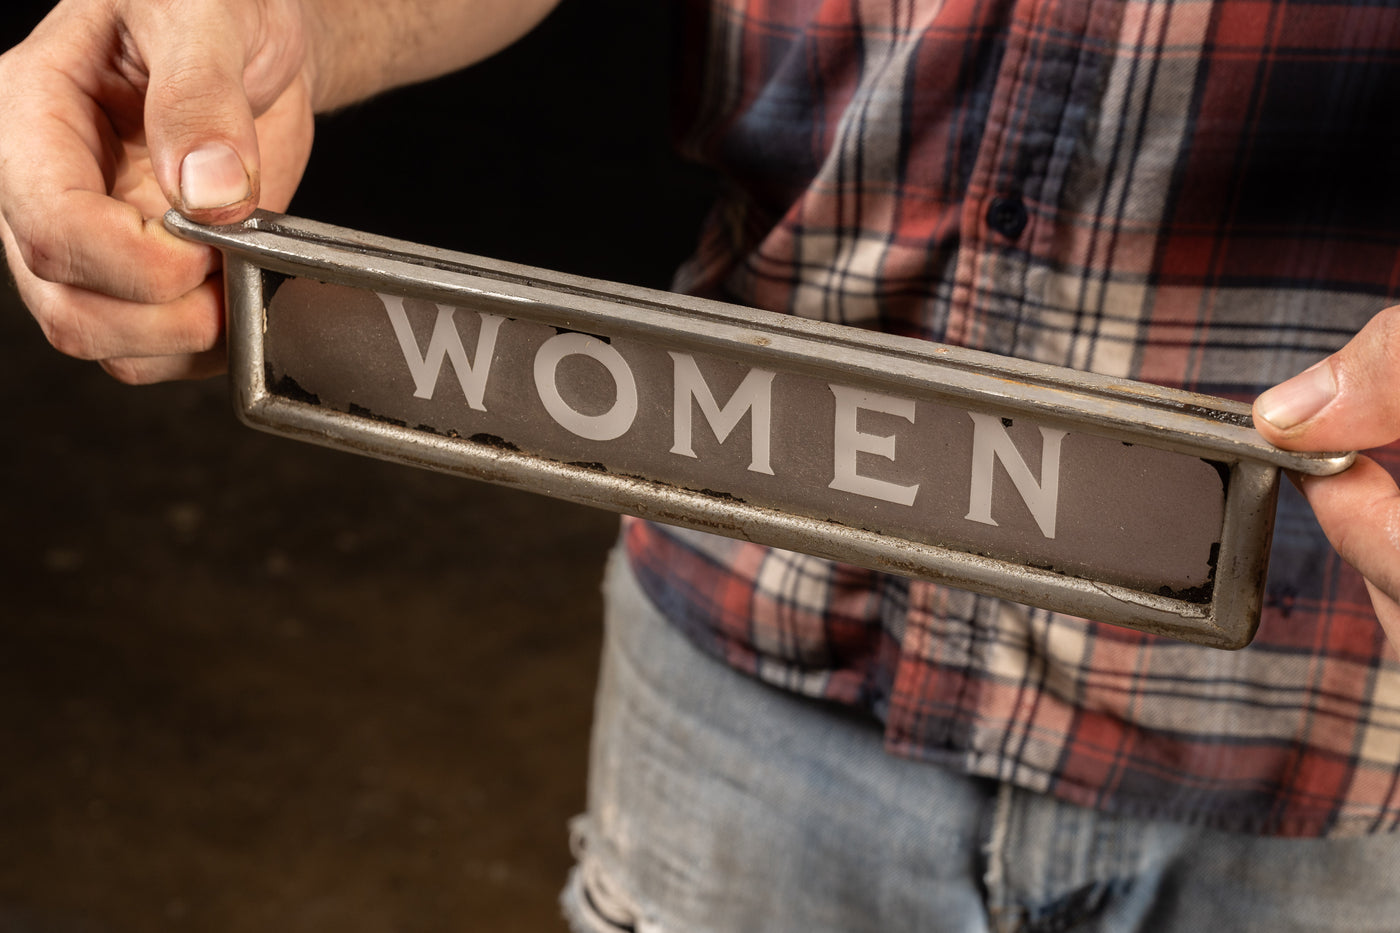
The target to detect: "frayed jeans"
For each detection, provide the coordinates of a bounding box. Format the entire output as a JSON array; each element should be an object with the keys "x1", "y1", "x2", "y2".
[{"x1": 562, "y1": 547, "x2": 1400, "y2": 932}]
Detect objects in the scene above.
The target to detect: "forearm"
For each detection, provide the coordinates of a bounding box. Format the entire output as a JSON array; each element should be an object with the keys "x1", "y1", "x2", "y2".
[{"x1": 301, "y1": 0, "x2": 563, "y2": 112}]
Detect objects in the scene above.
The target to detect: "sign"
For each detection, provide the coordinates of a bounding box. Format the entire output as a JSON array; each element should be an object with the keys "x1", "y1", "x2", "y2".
[{"x1": 167, "y1": 211, "x2": 1354, "y2": 649}]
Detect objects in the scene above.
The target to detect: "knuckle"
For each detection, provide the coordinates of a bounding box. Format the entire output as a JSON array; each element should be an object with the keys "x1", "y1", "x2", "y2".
[
  {"x1": 128, "y1": 265, "x2": 188, "y2": 306},
  {"x1": 185, "y1": 314, "x2": 222, "y2": 353},
  {"x1": 34, "y1": 300, "x2": 102, "y2": 361},
  {"x1": 14, "y1": 215, "x2": 75, "y2": 286},
  {"x1": 1361, "y1": 308, "x2": 1400, "y2": 418},
  {"x1": 165, "y1": 310, "x2": 221, "y2": 356},
  {"x1": 1381, "y1": 320, "x2": 1400, "y2": 369},
  {"x1": 1370, "y1": 307, "x2": 1400, "y2": 358},
  {"x1": 148, "y1": 52, "x2": 246, "y2": 129}
]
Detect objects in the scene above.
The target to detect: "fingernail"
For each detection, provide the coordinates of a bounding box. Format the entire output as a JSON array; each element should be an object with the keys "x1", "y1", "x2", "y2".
[
  {"x1": 180, "y1": 142, "x2": 251, "y2": 210},
  {"x1": 1257, "y1": 360, "x2": 1337, "y2": 430}
]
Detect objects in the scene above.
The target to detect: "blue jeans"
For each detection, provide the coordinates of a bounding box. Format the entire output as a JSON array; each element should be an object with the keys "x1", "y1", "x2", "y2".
[{"x1": 562, "y1": 547, "x2": 1400, "y2": 932}]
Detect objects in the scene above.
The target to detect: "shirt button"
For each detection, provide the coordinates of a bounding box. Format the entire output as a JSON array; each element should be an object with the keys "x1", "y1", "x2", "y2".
[{"x1": 986, "y1": 196, "x2": 1029, "y2": 240}]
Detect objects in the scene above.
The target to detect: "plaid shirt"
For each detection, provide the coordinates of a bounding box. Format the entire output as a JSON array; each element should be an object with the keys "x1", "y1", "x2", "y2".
[{"x1": 625, "y1": 0, "x2": 1400, "y2": 837}]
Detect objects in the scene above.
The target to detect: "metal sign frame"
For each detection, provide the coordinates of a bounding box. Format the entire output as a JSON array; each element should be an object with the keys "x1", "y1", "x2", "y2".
[{"x1": 167, "y1": 210, "x2": 1354, "y2": 649}]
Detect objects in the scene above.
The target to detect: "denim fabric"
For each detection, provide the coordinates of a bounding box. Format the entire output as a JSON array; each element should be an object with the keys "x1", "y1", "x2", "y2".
[{"x1": 561, "y1": 546, "x2": 1400, "y2": 933}]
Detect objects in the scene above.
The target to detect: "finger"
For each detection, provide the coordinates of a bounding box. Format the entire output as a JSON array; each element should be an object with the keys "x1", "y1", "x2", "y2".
[
  {"x1": 1254, "y1": 305, "x2": 1400, "y2": 452},
  {"x1": 1, "y1": 215, "x2": 223, "y2": 360},
  {"x1": 0, "y1": 75, "x2": 221, "y2": 302},
  {"x1": 127, "y1": 0, "x2": 264, "y2": 224},
  {"x1": 4, "y1": 193, "x2": 220, "y2": 303},
  {"x1": 20, "y1": 272, "x2": 224, "y2": 363},
  {"x1": 100, "y1": 346, "x2": 227, "y2": 385},
  {"x1": 1297, "y1": 456, "x2": 1400, "y2": 602}
]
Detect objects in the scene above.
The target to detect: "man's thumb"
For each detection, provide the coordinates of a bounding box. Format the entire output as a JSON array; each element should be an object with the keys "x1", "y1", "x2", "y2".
[
  {"x1": 1255, "y1": 306, "x2": 1400, "y2": 453},
  {"x1": 139, "y1": 16, "x2": 261, "y2": 225},
  {"x1": 176, "y1": 141, "x2": 256, "y2": 220}
]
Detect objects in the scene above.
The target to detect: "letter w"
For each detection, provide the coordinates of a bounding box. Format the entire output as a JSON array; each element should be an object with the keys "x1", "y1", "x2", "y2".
[
  {"x1": 379, "y1": 293, "x2": 503, "y2": 410},
  {"x1": 964, "y1": 413, "x2": 1067, "y2": 539}
]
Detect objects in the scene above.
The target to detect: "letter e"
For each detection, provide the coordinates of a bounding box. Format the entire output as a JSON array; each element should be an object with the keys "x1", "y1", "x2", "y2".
[{"x1": 828, "y1": 385, "x2": 920, "y2": 506}]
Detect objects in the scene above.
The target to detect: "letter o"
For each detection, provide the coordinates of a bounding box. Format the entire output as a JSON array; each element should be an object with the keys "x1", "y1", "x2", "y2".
[{"x1": 534, "y1": 333, "x2": 638, "y2": 441}]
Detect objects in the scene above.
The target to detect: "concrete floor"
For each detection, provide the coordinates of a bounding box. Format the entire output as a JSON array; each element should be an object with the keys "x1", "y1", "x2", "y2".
[{"x1": 0, "y1": 2, "x2": 710, "y2": 929}]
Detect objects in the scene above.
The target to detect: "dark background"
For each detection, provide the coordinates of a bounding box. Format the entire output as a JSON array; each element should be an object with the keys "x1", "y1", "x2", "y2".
[{"x1": 0, "y1": 2, "x2": 712, "y2": 930}]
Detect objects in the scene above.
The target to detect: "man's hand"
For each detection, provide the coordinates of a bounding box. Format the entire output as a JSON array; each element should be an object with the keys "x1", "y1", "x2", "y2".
[
  {"x1": 1254, "y1": 305, "x2": 1400, "y2": 645},
  {"x1": 0, "y1": 0, "x2": 563, "y2": 385},
  {"x1": 0, "y1": 0, "x2": 315, "y2": 383}
]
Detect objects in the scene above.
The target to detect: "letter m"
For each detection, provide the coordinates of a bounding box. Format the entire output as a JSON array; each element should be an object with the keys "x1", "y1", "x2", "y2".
[
  {"x1": 668, "y1": 352, "x2": 776, "y2": 474},
  {"x1": 379, "y1": 293, "x2": 504, "y2": 410}
]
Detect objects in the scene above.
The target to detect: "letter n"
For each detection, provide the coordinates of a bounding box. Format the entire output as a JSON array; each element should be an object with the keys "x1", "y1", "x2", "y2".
[{"x1": 964, "y1": 413, "x2": 1067, "y2": 539}]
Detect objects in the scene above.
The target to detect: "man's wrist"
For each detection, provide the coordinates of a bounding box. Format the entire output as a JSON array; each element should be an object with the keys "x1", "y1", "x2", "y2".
[{"x1": 301, "y1": 0, "x2": 563, "y2": 114}]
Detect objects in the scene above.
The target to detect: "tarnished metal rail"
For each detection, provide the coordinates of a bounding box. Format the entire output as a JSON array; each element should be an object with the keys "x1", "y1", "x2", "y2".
[{"x1": 167, "y1": 210, "x2": 1354, "y2": 649}]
